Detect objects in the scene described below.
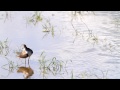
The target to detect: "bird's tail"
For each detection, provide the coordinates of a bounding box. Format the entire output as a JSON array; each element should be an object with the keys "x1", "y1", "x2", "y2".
[{"x1": 16, "y1": 52, "x2": 21, "y2": 57}]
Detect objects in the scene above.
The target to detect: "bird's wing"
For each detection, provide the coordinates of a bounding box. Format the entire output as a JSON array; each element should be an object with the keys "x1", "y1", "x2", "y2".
[{"x1": 16, "y1": 52, "x2": 21, "y2": 55}]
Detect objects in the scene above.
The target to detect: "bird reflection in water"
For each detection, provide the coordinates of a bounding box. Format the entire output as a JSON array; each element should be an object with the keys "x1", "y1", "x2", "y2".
[{"x1": 17, "y1": 62, "x2": 34, "y2": 79}]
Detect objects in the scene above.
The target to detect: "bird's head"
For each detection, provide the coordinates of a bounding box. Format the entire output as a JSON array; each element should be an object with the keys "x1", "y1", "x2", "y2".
[{"x1": 22, "y1": 44, "x2": 27, "y2": 49}]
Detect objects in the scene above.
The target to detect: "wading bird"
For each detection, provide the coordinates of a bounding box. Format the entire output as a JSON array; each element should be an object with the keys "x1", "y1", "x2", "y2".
[{"x1": 17, "y1": 44, "x2": 33, "y2": 65}]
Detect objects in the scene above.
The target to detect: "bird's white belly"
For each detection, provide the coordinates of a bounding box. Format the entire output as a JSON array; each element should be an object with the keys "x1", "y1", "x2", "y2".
[
  {"x1": 22, "y1": 48, "x2": 32, "y2": 56},
  {"x1": 23, "y1": 50, "x2": 27, "y2": 54}
]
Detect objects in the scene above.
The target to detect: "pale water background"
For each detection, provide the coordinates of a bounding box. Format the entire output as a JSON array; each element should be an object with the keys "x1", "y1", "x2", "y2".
[{"x1": 0, "y1": 11, "x2": 120, "y2": 79}]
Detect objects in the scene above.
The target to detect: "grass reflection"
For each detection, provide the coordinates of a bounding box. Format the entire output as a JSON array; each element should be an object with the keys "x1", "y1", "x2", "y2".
[
  {"x1": 38, "y1": 51, "x2": 63, "y2": 79},
  {"x1": 1, "y1": 57, "x2": 21, "y2": 78}
]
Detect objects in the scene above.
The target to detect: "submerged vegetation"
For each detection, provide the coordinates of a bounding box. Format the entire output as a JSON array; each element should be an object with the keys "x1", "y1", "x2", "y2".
[
  {"x1": 25, "y1": 11, "x2": 55, "y2": 38},
  {"x1": 76, "y1": 70, "x2": 109, "y2": 79},
  {"x1": 0, "y1": 11, "x2": 11, "y2": 22},
  {"x1": 0, "y1": 38, "x2": 10, "y2": 56},
  {"x1": 1, "y1": 57, "x2": 21, "y2": 78},
  {"x1": 38, "y1": 52, "x2": 63, "y2": 78},
  {"x1": 70, "y1": 11, "x2": 120, "y2": 54},
  {"x1": 26, "y1": 11, "x2": 43, "y2": 26},
  {"x1": 42, "y1": 18, "x2": 55, "y2": 38},
  {"x1": 1, "y1": 57, "x2": 20, "y2": 72}
]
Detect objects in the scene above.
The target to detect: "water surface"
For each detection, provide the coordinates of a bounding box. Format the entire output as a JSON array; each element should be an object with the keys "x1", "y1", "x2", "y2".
[{"x1": 0, "y1": 11, "x2": 120, "y2": 79}]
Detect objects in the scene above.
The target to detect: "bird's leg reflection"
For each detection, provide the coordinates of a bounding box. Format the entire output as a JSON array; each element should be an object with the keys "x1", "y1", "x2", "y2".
[
  {"x1": 28, "y1": 60, "x2": 30, "y2": 68},
  {"x1": 25, "y1": 58, "x2": 26, "y2": 67}
]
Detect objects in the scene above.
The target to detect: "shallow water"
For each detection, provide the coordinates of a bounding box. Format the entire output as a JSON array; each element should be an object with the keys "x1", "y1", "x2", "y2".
[{"x1": 0, "y1": 11, "x2": 120, "y2": 79}]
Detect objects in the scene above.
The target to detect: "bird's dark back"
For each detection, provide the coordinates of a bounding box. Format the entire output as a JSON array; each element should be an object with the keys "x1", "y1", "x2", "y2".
[{"x1": 27, "y1": 48, "x2": 33, "y2": 54}]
